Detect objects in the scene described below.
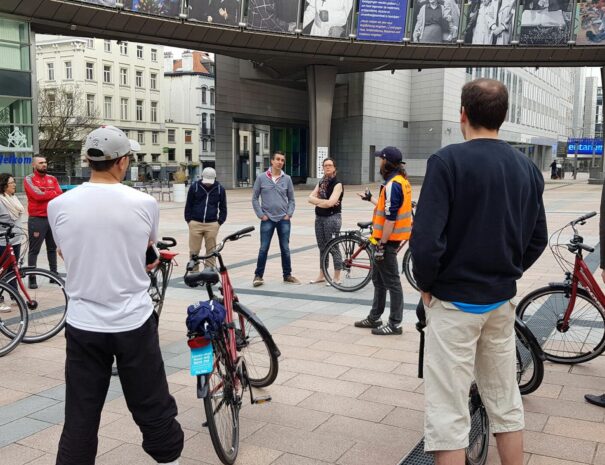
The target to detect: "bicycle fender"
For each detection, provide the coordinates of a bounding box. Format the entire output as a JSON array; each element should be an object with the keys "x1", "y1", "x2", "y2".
[
  {"x1": 196, "y1": 374, "x2": 209, "y2": 398},
  {"x1": 233, "y1": 301, "x2": 282, "y2": 358},
  {"x1": 514, "y1": 317, "x2": 546, "y2": 361}
]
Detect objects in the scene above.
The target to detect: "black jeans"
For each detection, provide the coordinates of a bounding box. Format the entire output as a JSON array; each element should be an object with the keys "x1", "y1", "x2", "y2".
[
  {"x1": 368, "y1": 242, "x2": 404, "y2": 326},
  {"x1": 56, "y1": 316, "x2": 184, "y2": 465},
  {"x1": 27, "y1": 216, "x2": 57, "y2": 272}
]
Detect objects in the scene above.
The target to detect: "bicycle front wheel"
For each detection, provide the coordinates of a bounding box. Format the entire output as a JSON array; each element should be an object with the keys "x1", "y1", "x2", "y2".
[
  {"x1": 234, "y1": 304, "x2": 279, "y2": 388},
  {"x1": 204, "y1": 340, "x2": 240, "y2": 465},
  {"x1": 517, "y1": 284, "x2": 605, "y2": 364},
  {"x1": 516, "y1": 326, "x2": 544, "y2": 395},
  {"x1": 148, "y1": 263, "x2": 170, "y2": 318},
  {"x1": 322, "y1": 235, "x2": 373, "y2": 292},
  {"x1": 0, "y1": 282, "x2": 28, "y2": 357},
  {"x1": 402, "y1": 248, "x2": 420, "y2": 292},
  {"x1": 466, "y1": 384, "x2": 489, "y2": 465},
  {"x1": 3, "y1": 269, "x2": 68, "y2": 343}
]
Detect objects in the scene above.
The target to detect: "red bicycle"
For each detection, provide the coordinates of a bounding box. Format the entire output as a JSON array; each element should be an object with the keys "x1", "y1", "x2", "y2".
[
  {"x1": 184, "y1": 226, "x2": 280, "y2": 465},
  {"x1": 516, "y1": 211, "x2": 605, "y2": 364}
]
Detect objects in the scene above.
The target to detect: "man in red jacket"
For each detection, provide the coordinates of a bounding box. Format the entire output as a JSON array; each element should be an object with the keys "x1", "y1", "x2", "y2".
[{"x1": 24, "y1": 156, "x2": 62, "y2": 288}]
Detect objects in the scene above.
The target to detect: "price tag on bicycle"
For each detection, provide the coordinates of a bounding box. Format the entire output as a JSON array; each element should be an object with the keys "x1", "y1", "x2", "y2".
[{"x1": 188, "y1": 336, "x2": 214, "y2": 376}]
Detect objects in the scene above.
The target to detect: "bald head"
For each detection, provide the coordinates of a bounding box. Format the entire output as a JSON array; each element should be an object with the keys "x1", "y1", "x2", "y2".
[{"x1": 461, "y1": 78, "x2": 509, "y2": 130}]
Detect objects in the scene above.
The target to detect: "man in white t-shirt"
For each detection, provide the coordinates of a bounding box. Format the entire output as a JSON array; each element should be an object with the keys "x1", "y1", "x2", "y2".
[{"x1": 48, "y1": 126, "x2": 183, "y2": 465}]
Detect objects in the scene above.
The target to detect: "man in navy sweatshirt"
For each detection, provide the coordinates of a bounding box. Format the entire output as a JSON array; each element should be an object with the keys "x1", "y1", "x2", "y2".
[
  {"x1": 410, "y1": 78, "x2": 547, "y2": 465},
  {"x1": 184, "y1": 167, "x2": 227, "y2": 270}
]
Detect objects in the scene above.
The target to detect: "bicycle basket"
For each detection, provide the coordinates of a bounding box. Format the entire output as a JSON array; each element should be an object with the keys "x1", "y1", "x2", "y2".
[{"x1": 186, "y1": 299, "x2": 226, "y2": 338}]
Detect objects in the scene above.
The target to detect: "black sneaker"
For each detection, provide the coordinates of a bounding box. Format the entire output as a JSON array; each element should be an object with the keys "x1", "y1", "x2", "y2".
[
  {"x1": 585, "y1": 393, "x2": 605, "y2": 408},
  {"x1": 29, "y1": 281, "x2": 38, "y2": 290},
  {"x1": 372, "y1": 323, "x2": 403, "y2": 335},
  {"x1": 354, "y1": 317, "x2": 382, "y2": 328}
]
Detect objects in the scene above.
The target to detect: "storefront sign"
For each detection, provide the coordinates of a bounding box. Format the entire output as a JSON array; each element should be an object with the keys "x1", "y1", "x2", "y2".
[{"x1": 567, "y1": 138, "x2": 604, "y2": 156}]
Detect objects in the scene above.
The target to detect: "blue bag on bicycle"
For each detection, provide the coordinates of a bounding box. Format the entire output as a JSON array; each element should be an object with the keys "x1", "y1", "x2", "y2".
[{"x1": 186, "y1": 299, "x2": 226, "y2": 337}]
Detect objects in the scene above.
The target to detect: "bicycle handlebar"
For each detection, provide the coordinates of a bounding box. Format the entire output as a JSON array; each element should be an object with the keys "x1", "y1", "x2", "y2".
[
  {"x1": 571, "y1": 211, "x2": 597, "y2": 226},
  {"x1": 190, "y1": 226, "x2": 255, "y2": 263}
]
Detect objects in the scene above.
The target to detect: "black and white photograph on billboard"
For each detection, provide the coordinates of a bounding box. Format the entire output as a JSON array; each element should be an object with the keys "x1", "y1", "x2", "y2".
[
  {"x1": 187, "y1": 0, "x2": 240, "y2": 25},
  {"x1": 411, "y1": 0, "x2": 461, "y2": 43},
  {"x1": 302, "y1": 0, "x2": 355, "y2": 38},
  {"x1": 79, "y1": 0, "x2": 117, "y2": 6},
  {"x1": 123, "y1": 0, "x2": 182, "y2": 17},
  {"x1": 575, "y1": 1, "x2": 605, "y2": 45},
  {"x1": 247, "y1": 0, "x2": 299, "y2": 33},
  {"x1": 519, "y1": 0, "x2": 572, "y2": 45},
  {"x1": 462, "y1": 0, "x2": 515, "y2": 44}
]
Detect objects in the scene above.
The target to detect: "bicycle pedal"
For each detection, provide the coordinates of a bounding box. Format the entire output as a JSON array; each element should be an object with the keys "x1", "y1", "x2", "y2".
[{"x1": 251, "y1": 395, "x2": 272, "y2": 405}]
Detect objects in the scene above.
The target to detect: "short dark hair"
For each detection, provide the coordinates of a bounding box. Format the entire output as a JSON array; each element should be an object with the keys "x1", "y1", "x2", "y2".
[
  {"x1": 272, "y1": 151, "x2": 285, "y2": 160},
  {"x1": 0, "y1": 173, "x2": 13, "y2": 194},
  {"x1": 461, "y1": 78, "x2": 508, "y2": 130},
  {"x1": 87, "y1": 149, "x2": 126, "y2": 172}
]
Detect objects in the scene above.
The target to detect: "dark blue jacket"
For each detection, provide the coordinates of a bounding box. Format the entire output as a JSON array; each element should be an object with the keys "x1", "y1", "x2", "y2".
[{"x1": 184, "y1": 181, "x2": 227, "y2": 225}]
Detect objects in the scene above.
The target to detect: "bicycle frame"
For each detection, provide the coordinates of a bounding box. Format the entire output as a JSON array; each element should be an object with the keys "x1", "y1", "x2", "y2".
[
  {"x1": 0, "y1": 242, "x2": 31, "y2": 305},
  {"x1": 562, "y1": 253, "x2": 605, "y2": 325}
]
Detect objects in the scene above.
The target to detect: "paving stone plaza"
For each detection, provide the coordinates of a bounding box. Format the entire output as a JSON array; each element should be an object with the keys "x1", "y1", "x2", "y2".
[{"x1": 0, "y1": 177, "x2": 604, "y2": 465}]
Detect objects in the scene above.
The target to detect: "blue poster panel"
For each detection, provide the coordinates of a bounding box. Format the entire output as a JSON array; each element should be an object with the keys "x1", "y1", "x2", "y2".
[
  {"x1": 357, "y1": 0, "x2": 408, "y2": 41},
  {"x1": 303, "y1": 0, "x2": 355, "y2": 38},
  {"x1": 518, "y1": 0, "x2": 572, "y2": 45},
  {"x1": 461, "y1": 0, "x2": 516, "y2": 44},
  {"x1": 188, "y1": 0, "x2": 241, "y2": 25},
  {"x1": 575, "y1": 1, "x2": 605, "y2": 45},
  {"x1": 411, "y1": 0, "x2": 463, "y2": 43},
  {"x1": 247, "y1": 0, "x2": 298, "y2": 33},
  {"x1": 567, "y1": 138, "x2": 604, "y2": 155},
  {"x1": 123, "y1": 0, "x2": 182, "y2": 17}
]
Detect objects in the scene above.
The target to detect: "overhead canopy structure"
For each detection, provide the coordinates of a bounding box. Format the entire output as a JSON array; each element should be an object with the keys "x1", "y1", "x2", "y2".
[{"x1": 2, "y1": 0, "x2": 605, "y2": 78}]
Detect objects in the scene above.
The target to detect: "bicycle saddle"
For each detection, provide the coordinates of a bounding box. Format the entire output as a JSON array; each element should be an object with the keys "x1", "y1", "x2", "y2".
[
  {"x1": 357, "y1": 221, "x2": 372, "y2": 229},
  {"x1": 184, "y1": 269, "x2": 220, "y2": 287}
]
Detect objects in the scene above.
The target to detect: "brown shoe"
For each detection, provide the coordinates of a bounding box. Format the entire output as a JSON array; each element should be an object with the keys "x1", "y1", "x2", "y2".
[
  {"x1": 253, "y1": 275, "x2": 264, "y2": 287},
  {"x1": 283, "y1": 275, "x2": 301, "y2": 284}
]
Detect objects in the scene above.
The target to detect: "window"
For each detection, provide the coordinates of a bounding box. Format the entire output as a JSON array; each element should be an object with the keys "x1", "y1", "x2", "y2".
[
  {"x1": 104, "y1": 40, "x2": 111, "y2": 52},
  {"x1": 152, "y1": 131, "x2": 159, "y2": 144},
  {"x1": 168, "y1": 129, "x2": 175, "y2": 143},
  {"x1": 137, "y1": 153, "x2": 145, "y2": 162},
  {"x1": 64, "y1": 61, "x2": 72, "y2": 80},
  {"x1": 47, "y1": 92, "x2": 55, "y2": 105},
  {"x1": 150, "y1": 101, "x2": 158, "y2": 122},
  {"x1": 202, "y1": 87, "x2": 207, "y2": 104},
  {"x1": 47, "y1": 62, "x2": 54, "y2": 80},
  {"x1": 210, "y1": 114, "x2": 215, "y2": 133},
  {"x1": 122, "y1": 129, "x2": 129, "y2": 137},
  {"x1": 66, "y1": 93, "x2": 73, "y2": 109},
  {"x1": 185, "y1": 130, "x2": 192, "y2": 143},
  {"x1": 210, "y1": 139, "x2": 214, "y2": 152},
  {"x1": 103, "y1": 65, "x2": 111, "y2": 83},
  {"x1": 137, "y1": 45, "x2": 143, "y2": 59},
  {"x1": 120, "y1": 67, "x2": 128, "y2": 86},
  {"x1": 151, "y1": 48, "x2": 157, "y2": 61},
  {"x1": 137, "y1": 131, "x2": 144, "y2": 144},
  {"x1": 150, "y1": 73, "x2": 157, "y2": 90},
  {"x1": 120, "y1": 98, "x2": 128, "y2": 120},
  {"x1": 86, "y1": 94, "x2": 95, "y2": 117},
  {"x1": 135, "y1": 70, "x2": 143, "y2": 88},
  {"x1": 168, "y1": 148, "x2": 175, "y2": 162},
  {"x1": 185, "y1": 149, "x2": 192, "y2": 162},
  {"x1": 202, "y1": 113, "x2": 207, "y2": 133},
  {"x1": 104, "y1": 96, "x2": 112, "y2": 119},
  {"x1": 120, "y1": 41, "x2": 128, "y2": 55},
  {"x1": 152, "y1": 153, "x2": 160, "y2": 162},
  {"x1": 210, "y1": 88, "x2": 215, "y2": 106},
  {"x1": 136, "y1": 100, "x2": 143, "y2": 121},
  {"x1": 86, "y1": 62, "x2": 94, "y2": 80},
  {"x1": 85, "y1": 38, "x2": 94, "y2": 49},
  {"x1": 202, "y1": 139, "x2": 207, "y2": 151}
]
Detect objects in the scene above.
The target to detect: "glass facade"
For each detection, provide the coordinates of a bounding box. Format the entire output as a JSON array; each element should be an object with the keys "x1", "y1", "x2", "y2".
[{"x1": 0, "y1": 17, "x2": 34, "y2": 185}]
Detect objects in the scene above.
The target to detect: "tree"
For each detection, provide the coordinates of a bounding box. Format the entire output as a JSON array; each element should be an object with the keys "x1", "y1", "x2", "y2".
[{"x1": 37, "y1": 86, "x2": 100, "y2": 177}]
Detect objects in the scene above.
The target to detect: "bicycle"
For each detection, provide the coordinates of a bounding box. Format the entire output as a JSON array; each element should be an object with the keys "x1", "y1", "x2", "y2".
[
  {"x1": 184, "y1": 226, "x2": 280, "y2": 465},
  {"x1": 147, "y1": 236, "x2": 177, "y2": 317},
  {"x1": 516, "y1": 211, "x2": 605, "y2": 364},
  {"x1": 0, "y1": 221, "x2": 67, "y2": 345}
]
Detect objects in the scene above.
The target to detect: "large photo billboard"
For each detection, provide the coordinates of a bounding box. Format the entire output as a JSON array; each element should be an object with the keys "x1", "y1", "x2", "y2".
[
  {"x1": 461, "y1": 0, "x2": 515, "y2": 44},
  {"x1": 302, "y1": 0, "x2": 355, "y2": 38},
  {"x1": 411, "y1": 0, "x2": 462, "y2": 43},
  {"x1": 518, "y1": 0, "x2": 572, "y2": 45},
  {"x1": 246, "y1": 0, "x2": 298, "y2": 33},
  {"x1": 357, "y1": 0, "x2": 408, "y2": 42},
  {"x1": 575, "y1": 1, "x2": 605, "y2": 45},
  {"x1": 187, "y1": 0, "x2": 241, "y2": 25},
  {"x1": 78, "y1": 0, "x2": 117, "y2": 6},
  {"x1": 123, "y1": 0, "x2": 182, "y2": 17}
]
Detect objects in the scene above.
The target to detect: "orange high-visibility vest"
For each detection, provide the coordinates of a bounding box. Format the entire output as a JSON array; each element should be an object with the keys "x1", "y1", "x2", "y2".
[{"x1": 372, "y1": 174, "x2": 412, "y2": 242}]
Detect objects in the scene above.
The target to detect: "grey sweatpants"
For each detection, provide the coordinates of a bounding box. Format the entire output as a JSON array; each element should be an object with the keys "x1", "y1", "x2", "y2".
[{"x1": 315, "y1": 213, "x2": 343, "y2": 270}]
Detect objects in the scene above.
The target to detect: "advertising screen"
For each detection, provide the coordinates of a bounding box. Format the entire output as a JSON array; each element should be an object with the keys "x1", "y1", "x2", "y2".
[
  {"x1": 357, "y1": 0, "x2": 408, "y2": 42},
  {"x1": 411, "y1": 0, "x2": 463, "y2": 44}
]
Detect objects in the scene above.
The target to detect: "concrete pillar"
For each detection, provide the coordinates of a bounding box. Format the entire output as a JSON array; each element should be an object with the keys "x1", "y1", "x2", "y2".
[{"x1": 307, "y1": 65, "x2": 337, "y2": 183}]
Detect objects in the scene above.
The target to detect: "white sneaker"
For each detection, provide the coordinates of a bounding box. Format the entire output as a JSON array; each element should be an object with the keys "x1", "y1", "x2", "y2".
[
  {"x1": 0, "y1": 304, "x2": 11, "y2": 313},
  {"x1": 159, "y1": 460, "x2": 179, "y2": 465}
]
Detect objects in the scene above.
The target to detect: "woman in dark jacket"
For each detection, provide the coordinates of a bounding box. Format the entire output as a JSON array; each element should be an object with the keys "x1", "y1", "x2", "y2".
[{"x1": 308, "y1": 158, "x2": 344, "y2": 284}]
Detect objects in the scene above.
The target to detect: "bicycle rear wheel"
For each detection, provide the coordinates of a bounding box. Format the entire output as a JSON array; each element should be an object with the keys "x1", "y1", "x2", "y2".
[
  {"x1": 0, "y1": 282, "x2": 28, "y2": 357},
  {"x1": 322, "y1": 235, "x2": 373, "y2": 292},
  {"x1": 465, "y1": 383, "x2": 489, "y2": 465},
  {"x1": 516, "y1": 284, "x2": 605, "y2": 364},
  {"x1": 204, "y1": 339, "x2": 240, "y2": 465},
  {"x1": 402, "y1": 248, "x2": 420, "y2": 292},
  {"x1": 515, "y1": 326, "x2": 544, "y2": 395},
  {"x1": 148, "y1": 263, "x2": 170, "y2": 317},
  {"x1": 234, "y1": 303, "x2": 279, "y2": 388},
  {"x1": 3, "y1": 269, "x2": 67, "y2": 343}
]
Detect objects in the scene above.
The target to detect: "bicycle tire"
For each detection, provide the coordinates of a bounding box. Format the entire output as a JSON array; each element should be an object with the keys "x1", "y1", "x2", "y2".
[
  {"x1": 465, "y1": 384, "x2": 489, "y2": 465},
  {"x1": 204, "y1": 338, "x2": 240, "y2": 465},
  {"x1": 0, "y1": 282, "x2": 28, "y2": 357},
  {"x1": 516, "y1": 284, "x2": 605, "y2": 364},
  {"x1": 233, "y1": 303, "x2": 279, "y2": 388},
  {"x1": 148, "y1": 263, "x2": 170, "y2": 317},
  {"x1": 515, "y1": 326, "x2": 544, "y2": 395},
  {"x1": 402, "y1": 248, "x2": 420, "y2": 292},
  {"x1": 3, "y1": 269, "x2": 67, "y2": 343},
  {"x1": 322, "y1": 234, "x2": 373, "y2": 292}
]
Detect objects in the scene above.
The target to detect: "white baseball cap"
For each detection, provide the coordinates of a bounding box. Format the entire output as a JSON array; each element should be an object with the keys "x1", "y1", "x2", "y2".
[
  {"x1": 202, "y1": 167, "x2": 216, "y2": 184},
  {"x1": 83, "y1": 125, "x2": 141, "y2": 161}
]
